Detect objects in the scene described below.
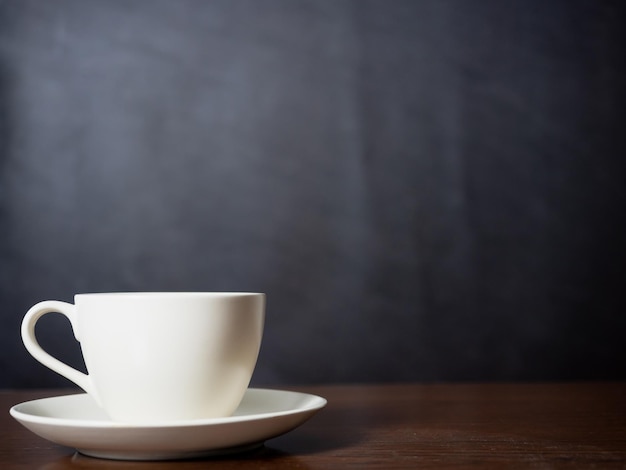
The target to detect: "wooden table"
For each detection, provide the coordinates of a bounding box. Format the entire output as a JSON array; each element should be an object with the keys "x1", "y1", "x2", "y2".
[{"x1": 1, "y1": 383, "x2": 625, "y2": 469}]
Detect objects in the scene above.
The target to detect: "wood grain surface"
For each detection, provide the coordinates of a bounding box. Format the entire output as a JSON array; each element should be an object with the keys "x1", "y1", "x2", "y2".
[{"x1": 2, "y1": 383, "x2": 625, "y2": 469}]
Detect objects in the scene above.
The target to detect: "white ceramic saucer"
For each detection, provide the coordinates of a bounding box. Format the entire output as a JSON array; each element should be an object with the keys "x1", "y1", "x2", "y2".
[{"x1": 10, "y1": 388, "x2": 326, "y2": 461}]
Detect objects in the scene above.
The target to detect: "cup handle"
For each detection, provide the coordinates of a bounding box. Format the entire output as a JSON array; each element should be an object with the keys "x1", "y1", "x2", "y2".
[{"x1": 21, "y1": 301, "x2": 99, "y2": 403}]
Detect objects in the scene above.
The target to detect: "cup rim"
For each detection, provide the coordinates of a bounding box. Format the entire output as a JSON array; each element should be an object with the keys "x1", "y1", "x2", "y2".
[{"x1": 75, "y1": 292, "x2": 264, "y2": 298}]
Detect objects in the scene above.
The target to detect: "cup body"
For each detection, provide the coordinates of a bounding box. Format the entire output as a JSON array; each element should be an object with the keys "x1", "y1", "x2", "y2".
[{"x1": 22, "y1": 292, "x2": 265, "y2": 423}]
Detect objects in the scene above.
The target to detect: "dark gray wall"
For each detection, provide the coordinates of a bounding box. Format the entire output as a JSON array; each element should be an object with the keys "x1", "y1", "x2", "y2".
[{"x1": 1, "y1": 0, "x2": 624, "y2": 388}]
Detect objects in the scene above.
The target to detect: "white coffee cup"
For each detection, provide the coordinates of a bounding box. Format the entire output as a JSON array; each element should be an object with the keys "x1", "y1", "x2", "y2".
[{"x1": 21, "y1": 292, "x2": 265, "y2": 423}]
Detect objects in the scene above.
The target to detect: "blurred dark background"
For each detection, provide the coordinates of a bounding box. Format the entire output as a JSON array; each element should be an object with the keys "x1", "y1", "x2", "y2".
[{"x1": 1, "y1": 0, "x2": 624, "y2": 388}]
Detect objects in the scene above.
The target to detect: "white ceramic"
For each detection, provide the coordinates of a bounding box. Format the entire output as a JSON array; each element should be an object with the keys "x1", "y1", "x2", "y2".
[
  {"x1": 21, "y1": 292, "x2": 265, "y2": 423},
  {"x1": 10, "y1": 388, "x2": 327, "y2": 461}
]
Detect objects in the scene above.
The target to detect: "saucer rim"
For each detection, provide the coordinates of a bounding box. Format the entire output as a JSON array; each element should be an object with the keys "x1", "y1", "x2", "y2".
[{"x1": 9, "y1": 388, "x2": 328, "y2": 429}]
